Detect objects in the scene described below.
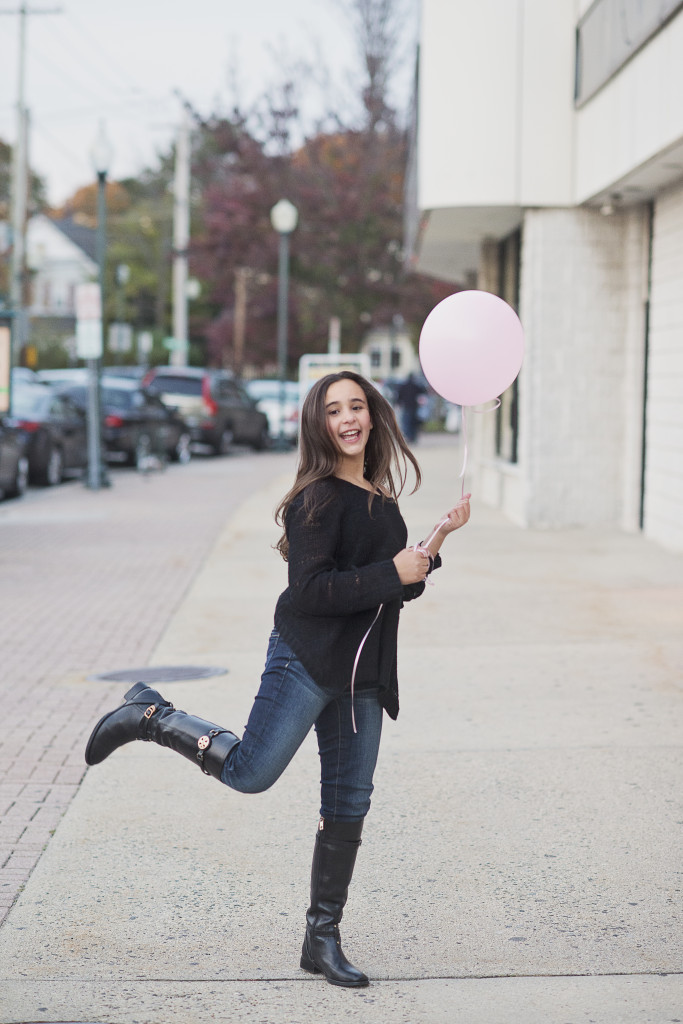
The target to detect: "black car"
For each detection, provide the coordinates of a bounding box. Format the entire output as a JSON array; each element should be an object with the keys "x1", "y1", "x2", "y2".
[
  {"x1": 0, "y1": 416, "x2": 29, "y2": 500},
  {"x1": 143, "y1": 367, "x2": 269, "y2": 454},
  {"x1": 57, "y1": 376, "x2": 192, "y2": 468},
  {"x1": 11, "y1": 384, "x2": 88, "y2": 485}
]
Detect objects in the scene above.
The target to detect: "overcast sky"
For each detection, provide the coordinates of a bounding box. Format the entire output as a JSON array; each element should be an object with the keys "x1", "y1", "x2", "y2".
[{"x1": 0, "y1": 0, "x2": 418, "y2": 207}]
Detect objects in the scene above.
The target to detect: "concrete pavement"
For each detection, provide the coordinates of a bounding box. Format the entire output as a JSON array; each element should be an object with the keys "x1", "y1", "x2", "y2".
[
  {"x1": 0, "y1": 451, "x2": 287, "y2": 926},
  {"x1": 0, "y1": 438, "x2": 681, "y2": 1023}
]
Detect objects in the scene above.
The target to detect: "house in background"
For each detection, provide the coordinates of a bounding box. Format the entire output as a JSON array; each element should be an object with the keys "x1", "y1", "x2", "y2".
[
  {"x1": 410, "y1": 0, "x2": 683, "y2": 551},
  {"x1": 360, "y1": 322, "x2": 419, "y2": 383},
  {"x1": 25, "y1": 214, "x2": 97, "y2": 360}
]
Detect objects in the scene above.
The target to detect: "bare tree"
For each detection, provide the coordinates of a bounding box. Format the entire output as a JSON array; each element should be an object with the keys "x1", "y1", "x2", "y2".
[{"x1": 338, "y1": 0, "x2": 413, "y2": 132}]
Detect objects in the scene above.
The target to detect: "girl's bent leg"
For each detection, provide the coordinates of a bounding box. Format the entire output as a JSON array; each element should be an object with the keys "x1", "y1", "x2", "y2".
[
  {"x1": 221, "y1": 632, "x2": 329, "y2": 794},
  {"x1": 85, "y1": 681, "x2": 239, "y2": 778},
  {"x1": 85, "y1": 633, "x2": 329, "y2": 790}
]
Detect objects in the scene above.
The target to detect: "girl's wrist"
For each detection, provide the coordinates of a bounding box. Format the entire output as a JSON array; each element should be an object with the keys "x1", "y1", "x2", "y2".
[{"x1": 418, "y1": 543, "x2": 435, "y2": 574}]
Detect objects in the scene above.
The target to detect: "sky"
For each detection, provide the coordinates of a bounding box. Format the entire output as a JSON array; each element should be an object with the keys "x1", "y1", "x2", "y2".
[{"x1": 0, "y1": 0, "x2": 418, "y2": 207}]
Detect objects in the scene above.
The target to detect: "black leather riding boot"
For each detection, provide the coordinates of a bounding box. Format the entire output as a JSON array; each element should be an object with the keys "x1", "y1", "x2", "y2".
[
  {"x1": 300, "y1": 817, "x2": 369, "y2": 988},
  {"x1": 85, "y1": 681, "x2": 239, "y2": 780}
]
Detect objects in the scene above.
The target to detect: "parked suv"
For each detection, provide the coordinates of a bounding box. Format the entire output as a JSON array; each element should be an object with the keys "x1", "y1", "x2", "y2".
[
  {"x1": 143, "y1": 367, "x2": 269, "y2": 454},
  {"x1": 56, "y1": 375, "x2": 192, "y2": 468}
]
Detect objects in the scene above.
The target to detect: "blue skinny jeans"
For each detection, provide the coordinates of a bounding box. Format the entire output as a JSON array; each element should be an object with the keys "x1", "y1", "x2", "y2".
[{"x1": 220, "y1": 630, "x2": 383, "y2": 822}]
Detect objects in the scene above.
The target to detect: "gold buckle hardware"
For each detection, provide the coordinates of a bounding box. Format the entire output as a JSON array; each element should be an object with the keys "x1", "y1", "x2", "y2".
[{"x1": 143, "y1": 704, "x2": 156, "y2": 719}]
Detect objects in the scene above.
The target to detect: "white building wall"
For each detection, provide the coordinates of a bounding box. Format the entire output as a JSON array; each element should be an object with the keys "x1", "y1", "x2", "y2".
[
  {"x1": 518, "y1": 0, "x2": 576, "y2": 206},
  {"x1": 26, "y1": 216, "x2": 96, "y2": 317},
  {"x1": 415, "y1": 0, "x2": 683, "y2": 549},
  {"x1": 511, "y1": 207, "x2": 648, "y2": 529},
  {"x1": 619, "y1": 209, "x2": 651, "y2": 534},
  {"x1": 418, "y1": 0, "x2": 575, "y2": 212},
  {"x1": 644, "y1": 181, "x2": 683, "y2": 549},
  {"x1": 575, "y1": 8, "x2": 683, "y2": 203}
]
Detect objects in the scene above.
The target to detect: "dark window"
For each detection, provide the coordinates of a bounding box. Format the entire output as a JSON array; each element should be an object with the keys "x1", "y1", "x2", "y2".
[
  {"x1": 148, "y1": 375, "x2": 202, "y2": 397},
  {"x1": 575, "y1": 0, "x2": 683, "y2": 106},
  {"x1": 495, "y1": 229, "x2": 521, "y2": 465},
  {"x1": 102, "y1": 388, "x2": 135, "y2": 410}
]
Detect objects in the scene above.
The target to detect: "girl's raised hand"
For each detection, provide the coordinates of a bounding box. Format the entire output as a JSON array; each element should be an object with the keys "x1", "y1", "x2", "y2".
[{"x1": 433, "y1": 495, "x2": 471, "y2": 539}]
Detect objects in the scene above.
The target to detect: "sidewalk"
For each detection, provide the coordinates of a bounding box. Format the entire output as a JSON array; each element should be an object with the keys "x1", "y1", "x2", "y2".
[
  {"x1": 0, "y1": 439, "x2": 681, "y2": 1023},
  {"x1": 0, "y1": 452, "x2": 288, "y2": 926}
]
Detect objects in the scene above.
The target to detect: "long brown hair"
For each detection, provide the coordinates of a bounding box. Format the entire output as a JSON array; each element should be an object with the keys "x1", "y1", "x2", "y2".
[{"x1": 275, "y1": 371, "x2": 421, "y2": 560}]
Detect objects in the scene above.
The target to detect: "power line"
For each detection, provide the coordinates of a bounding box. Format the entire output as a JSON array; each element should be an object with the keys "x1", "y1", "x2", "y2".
[
  {"x1": 64, "y1": 9, "x2": 149, "y2": 95},
  {"x1": 28, "y1": 39, "x2": 120, "y2": 107},
  {"x1": 31, "y1": 114, "x2": 86, "y2": 169},
  {"x1": 37, "y1": 15, "x2": 145, "y2": 99},
  {"x1": 0, "y1": 4, "x2": 61, "y2": 15},
  {"x1": 31, "y1": 95, "x2": 177, "y2": 122}
]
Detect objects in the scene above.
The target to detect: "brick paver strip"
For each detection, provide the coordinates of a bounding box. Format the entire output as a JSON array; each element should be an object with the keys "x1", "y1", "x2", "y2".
[{"x1": 0, "y1": 453, "x2": 287, "y2": 924}]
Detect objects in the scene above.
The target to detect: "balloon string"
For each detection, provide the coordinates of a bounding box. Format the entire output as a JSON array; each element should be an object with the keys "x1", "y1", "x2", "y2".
[
  {"x1": 458, "y1": 399, "x2": 501, "y2": 497},
  {"x1": 349, "y1": 603, "x2": 384, "y2": 734},
  {"x1": 348, "y1": 398, "x2": 500, "y2": 734},
  {"x1": 419, "y1": 518, "x2": 450, "y2": 551},
  {"x1": 459, "y1": 406, "x2": 468, "y2": 500}
]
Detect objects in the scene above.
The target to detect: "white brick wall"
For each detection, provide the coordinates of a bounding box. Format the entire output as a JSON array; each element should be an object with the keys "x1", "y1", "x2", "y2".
[
  {"x1": 471, "y1": 206, "x2": 650, "y2": 530},
  {"x1": 644, "y1": 182, "x2": 683, "y2": 550}
]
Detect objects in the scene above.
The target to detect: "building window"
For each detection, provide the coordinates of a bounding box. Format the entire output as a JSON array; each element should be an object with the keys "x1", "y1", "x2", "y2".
[
  {"x1": 496, "y1": 230, "x2": 521, "y2": 464},
  {"x1": 575, "y1": 0, "x2": 683, "y2": 106},
  {"x1": 390, "y1": 347, "x2": 401, "y2": 370},
  {"x1": 370, "y1": 349, "x2": 382, "y2": 368}
]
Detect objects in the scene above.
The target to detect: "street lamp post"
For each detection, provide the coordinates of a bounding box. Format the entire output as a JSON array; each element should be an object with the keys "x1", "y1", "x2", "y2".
[
  {"x1": 114, "y1": 263, "x2": 130, "y2": 362},
  {"x1": 87, "y1": 122, "x2": 113, "y2": 490},
  {"x1": 270, "y1": 199, "x2": 298, "y2": 449}
]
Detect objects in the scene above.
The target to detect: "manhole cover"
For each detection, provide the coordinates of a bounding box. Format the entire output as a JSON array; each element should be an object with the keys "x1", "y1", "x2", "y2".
[{"x1": 89, "y1": 665, "x2": 228, "y2": 684}]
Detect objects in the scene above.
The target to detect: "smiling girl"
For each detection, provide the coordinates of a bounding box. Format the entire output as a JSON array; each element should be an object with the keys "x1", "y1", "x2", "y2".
[{"x1": 85, "y1": 370, "x2": 470, "y2": 988}]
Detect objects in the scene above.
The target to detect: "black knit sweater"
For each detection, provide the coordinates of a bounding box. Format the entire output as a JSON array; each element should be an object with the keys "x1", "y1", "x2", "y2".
[{"x1": 274, "y1": 476, "x2": 439, "y2": 720}]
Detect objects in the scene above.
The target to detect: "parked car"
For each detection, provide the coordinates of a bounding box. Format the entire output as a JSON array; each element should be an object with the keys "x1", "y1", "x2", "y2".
[
  {"x1": 245, "y1": 379, "x2": 299, "y2": 445},
  {"x1": 11, "y1": 367, "x2": 40, "y2": 386},
  {"x1": 143, "y1": 367, "x2": 269, "y2": 454},
  {"x1": 0, "y1": 416, "x2": 29, "y2": 500},
  {"x1": 55, "y1": 375, "x2": 192, "y2": 468},
  {"x1": 36, "y1": 368, "x2": 89, "y2": 387},
  {"x1": 100, "y1": 365, "x2": 148, "y2": 380},
  {"x1": 10, "y1": 384, "x2": 88, "y2": 485}
]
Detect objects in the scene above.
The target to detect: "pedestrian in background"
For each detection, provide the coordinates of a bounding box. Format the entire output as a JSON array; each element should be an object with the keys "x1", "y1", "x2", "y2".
[
  {"x1": 84, "y1": 370, "x2": 470, "y2": 988},
  {"x1": 396, "y1": 372, "x2": 428, "y2": 443}
]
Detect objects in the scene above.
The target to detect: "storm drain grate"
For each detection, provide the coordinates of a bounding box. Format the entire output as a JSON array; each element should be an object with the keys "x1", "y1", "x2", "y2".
[{"x1": 89, "y1": 665, "x2": 228, "y2": 684}]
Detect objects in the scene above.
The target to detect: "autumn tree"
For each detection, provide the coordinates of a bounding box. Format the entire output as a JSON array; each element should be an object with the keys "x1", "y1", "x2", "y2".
[
  {"x1": 45, "y1": 1, "x2": 451, "y2": 374},
  {"x1": 52, "y1": 161, "x2": 177, "y2": 361},
  {"x1": 188, "y1": 0, "x2": 451, "y2": 374}
]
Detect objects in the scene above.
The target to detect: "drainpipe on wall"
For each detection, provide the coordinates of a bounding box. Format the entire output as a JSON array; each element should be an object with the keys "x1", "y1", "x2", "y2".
[{"x1": 639, "y1": 201, "x2": 655, "y2": 531}]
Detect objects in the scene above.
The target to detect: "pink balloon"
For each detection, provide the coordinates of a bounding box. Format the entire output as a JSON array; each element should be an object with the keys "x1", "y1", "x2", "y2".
[{"x1": 419, "y1": 290, "x2": 524, "y2": 406}]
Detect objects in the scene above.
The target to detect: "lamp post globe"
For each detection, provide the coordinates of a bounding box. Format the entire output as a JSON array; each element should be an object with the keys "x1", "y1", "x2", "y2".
[
  {"x1": 270, "y1": 199, "x2": 298, "y2": 449},
  {"x1": 270, "y1": 198, "x2": 298, "y2": 235},
  {"x1": 90, "y1": 120, "x2": 114, "y2": 180}
]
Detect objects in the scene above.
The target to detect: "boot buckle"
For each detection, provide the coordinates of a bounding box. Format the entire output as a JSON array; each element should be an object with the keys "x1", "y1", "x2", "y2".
[{"x1": 143, "y1": 704, "x2": 157, "y2": 719}]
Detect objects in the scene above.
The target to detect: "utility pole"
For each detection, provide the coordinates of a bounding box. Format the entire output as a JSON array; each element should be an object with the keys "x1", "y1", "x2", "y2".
[
  {"x1": 170, "y1": 106, "x2": 191, "y2": 367},
  {"x1": 233, "y1": 268, "x2": 248, "y2": 376},
  {"x1": 1, "y1": 4, "x2": 61, "y2": 357}
]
